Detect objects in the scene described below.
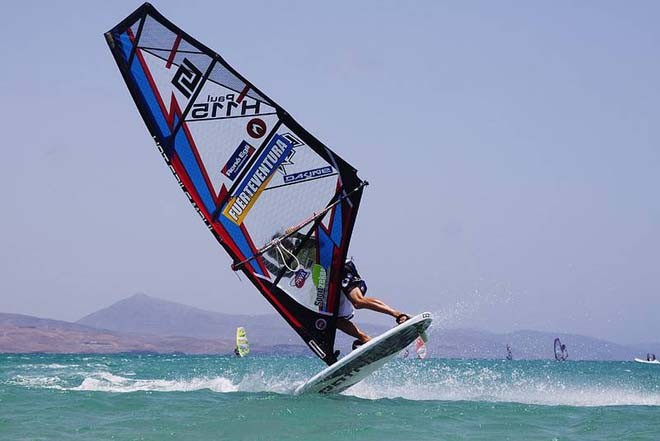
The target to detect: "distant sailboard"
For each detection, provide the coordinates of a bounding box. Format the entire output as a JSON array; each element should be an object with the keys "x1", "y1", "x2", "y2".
[
  {"x1": 554, "y1": 338, "x2": 568, "y2": 361},
  {"x1": 234, "y1": 327, "x2": 249, "y2": 357},
  {"x1": 105, "y1": 3, "x2": 369, "y2": 367},
  {"x1": 635, "y1": 353, "x2": 659, "y2": 364}
]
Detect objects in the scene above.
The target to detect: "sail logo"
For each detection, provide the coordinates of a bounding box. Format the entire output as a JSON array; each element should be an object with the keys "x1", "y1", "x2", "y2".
[
  {"x1": 171, "y1": 58, "x2": 202, "y2": 98},
  {"x1": 221, "y1": 141, "x2": 255, "y2": 181},
  {"x1": 191, "y1": 95, "x2": 262, "y2": 120},
  {"x1": 222, "y1": 135, "x2": 294, "y2": 225},
  {"x1": 312, "y1": 264, "x2": 328, "y2": 309},
  {"x1": 246, "y1": 118, "x2": 267, "y2": 138},
  {"x1": 290, "y1": 268, "x2": 310, "y2": 289},
  {"x1": 284, "y1": 166, "x2": 334, "y2": 184}
]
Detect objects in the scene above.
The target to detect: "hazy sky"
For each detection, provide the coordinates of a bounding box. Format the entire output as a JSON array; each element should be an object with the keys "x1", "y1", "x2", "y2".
[{"x1": 1, "y1": 1, "x2": 658, "y2": 344}]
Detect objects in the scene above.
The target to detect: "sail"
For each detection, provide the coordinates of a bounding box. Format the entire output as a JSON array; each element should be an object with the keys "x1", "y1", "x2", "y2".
[
  {"x1": 414, "y1": 336, "x2": 427, "y2": 359},
  {"x1": 553, "y1": 338, "x2": 567, "y2": 361},
  {"x1": 235, "y1": 327, "x2": 249, "y2": 357},
  {"x1": 105, "y1": 3, "x2": 365, "y2": 365}
]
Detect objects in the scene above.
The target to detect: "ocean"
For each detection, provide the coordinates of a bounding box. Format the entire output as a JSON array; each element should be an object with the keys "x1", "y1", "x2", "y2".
[{"x1": 1, "y1": 354, "x2": 659, "y2": 440}]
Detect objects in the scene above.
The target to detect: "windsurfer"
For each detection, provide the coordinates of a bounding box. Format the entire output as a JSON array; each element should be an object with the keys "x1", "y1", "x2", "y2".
[{"x1": 336, "y1": 258, "x2": 410, "y2": 350}]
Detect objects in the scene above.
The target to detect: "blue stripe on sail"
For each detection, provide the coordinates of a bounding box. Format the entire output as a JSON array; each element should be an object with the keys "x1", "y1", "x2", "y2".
[
  {"x1": 171, "y1": 117, "x2": 216, "y2": 214},
  {"x1": 330, "y1": 203, "x2": 343, "y2": 247},
  {"x1": 119, "y1": 33, "x2": 171, "y2": 140},
  {"x1": 317, "y1": 227, "x2": 334, "y2": 270}
]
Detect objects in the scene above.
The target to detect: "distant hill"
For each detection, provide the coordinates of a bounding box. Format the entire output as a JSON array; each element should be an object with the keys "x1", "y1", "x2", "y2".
[
  {"x1": 1, "y1": 294, "x2": 656, "y2": 359},
  {"x1": 73, "y1": 294, "x2": 649, "y2": 360},
  {"x1": 0, "y1": 312, "x2": 233, "y2": 354},
  {"x1": 428, "y1": 328, "x2": 640, "y2": 361},
  {"x1": 76, "y1": 293, "x2": 302, "y2": 351},
  {"x1": 75, "y1": 293, "x2": 381, "y2": 354}
]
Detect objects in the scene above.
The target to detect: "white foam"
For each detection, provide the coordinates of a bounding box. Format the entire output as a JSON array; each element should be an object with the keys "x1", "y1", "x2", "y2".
[
  {"x1": 344, "y1": 363, "x2": 660, "y2": 407},
  {"x1": 9, "y1": 375, "x2": 66, "y2": 390},
  {"x1": 70, "y1": 372, "x2": 239, "y2": 393}
]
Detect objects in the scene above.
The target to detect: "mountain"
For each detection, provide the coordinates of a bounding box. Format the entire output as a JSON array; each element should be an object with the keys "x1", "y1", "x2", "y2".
[
  {"x1": 0, "y1": 312, "x2": 233, "y2": 354},
  {"x1": 0, "y1": 294, "x2": 655, "y2": 359},
  {"x1": 75, "y1": 293, "x2": 380, "y2": 354},
  {"x1": 76, "y1": 293, "x2": 302, "y2": 350}
]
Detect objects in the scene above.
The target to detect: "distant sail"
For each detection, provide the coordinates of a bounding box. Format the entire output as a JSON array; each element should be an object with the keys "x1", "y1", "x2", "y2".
[
  {"x1": 235, "y1": 327, "x2": 249, "y2": 357},
  {"x1": 414, "y1": 336, "x2": 427, "y2": 359},
  {"x1": 106, "y1": 3, "x2": 366, "y2": 365},
  {"x1": 554, "y1": 338, "x2": 568, "y2": 361},
  {"x1": 506, "y1": 344, "x2": 513, "y2": 361}
]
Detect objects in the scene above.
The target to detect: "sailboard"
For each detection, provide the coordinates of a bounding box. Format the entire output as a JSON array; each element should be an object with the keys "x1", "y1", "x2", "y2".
[
  {"x1": 295, "y1": 312, "x2": 432, "y2": 394},
  {"x1": 106, "y1": 3, "x2": 366, "y2": 366},
  {"x1": 234, "y1": 327, "x2": 249, "y2": 357},
  {"x1": 554, "y1": 337, "x2": 568, "y2": 361}
]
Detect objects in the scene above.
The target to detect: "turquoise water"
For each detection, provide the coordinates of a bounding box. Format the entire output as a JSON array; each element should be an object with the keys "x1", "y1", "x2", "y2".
[{"x1": 1, "y1": 354, "x2": 660, "y2": 440}]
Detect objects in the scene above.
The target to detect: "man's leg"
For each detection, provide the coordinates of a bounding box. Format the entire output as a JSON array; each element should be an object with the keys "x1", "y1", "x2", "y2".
[
  {"x1": 336, "y1": 317, "x2": 370, "y2": 344},
  {"x1": 346, "y1": 287, "x2": 405, "y2": 320}
]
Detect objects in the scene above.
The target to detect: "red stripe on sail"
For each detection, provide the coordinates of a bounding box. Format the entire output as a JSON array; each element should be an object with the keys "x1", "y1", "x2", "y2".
[
  {"x1": 236, "y1": 84, "x2": 250, "y2": 103},
  {"x1": 166, "y1": 34, "x2": 182, "y2": 69}
]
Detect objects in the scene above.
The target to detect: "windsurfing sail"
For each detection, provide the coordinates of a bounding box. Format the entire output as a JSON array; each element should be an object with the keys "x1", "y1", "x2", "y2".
[
  {"x1": 105, "y1": 3, "x2": 366, "y2": 366},
  {"x1": 554, "y1": 337, "x2": 568, "y2": 361},
  {"x1": 235, "y1": 327, "x2": 249, "y2": 357},
  {"x1": 554, "y1": 338, "x2": 562, "y2": 360},
  {"x1": 414, "y1": 336, "x2": 427, "y2": 359},
  {"x1": 506, "y1": 344, "x2": 513, "y2": 361}
]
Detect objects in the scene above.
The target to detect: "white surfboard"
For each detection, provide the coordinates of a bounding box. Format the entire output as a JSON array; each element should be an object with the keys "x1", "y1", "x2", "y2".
[
  {"x1": 634, "y1": 358, "x2": 660, "y2": 365},
  {"x1": 294, "y1": 312, "x2": 432, "y2": 395}
]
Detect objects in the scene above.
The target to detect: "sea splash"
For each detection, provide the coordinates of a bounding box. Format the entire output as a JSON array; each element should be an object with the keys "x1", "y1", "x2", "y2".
[
  {"x1": 71, "y1": 372, "x2": 239, "y2": 393},
  {"x1": 4, "y1": 355, "x2": 660, "y2": 407},
  {"x1": 347, "y1": 360, "x2": 660, "y2": 406}
]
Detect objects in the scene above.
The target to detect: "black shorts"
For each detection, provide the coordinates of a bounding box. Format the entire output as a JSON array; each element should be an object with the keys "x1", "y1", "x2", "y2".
[{"x1": 343, "y1": 280, "x2": 367, "y2": 296}]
